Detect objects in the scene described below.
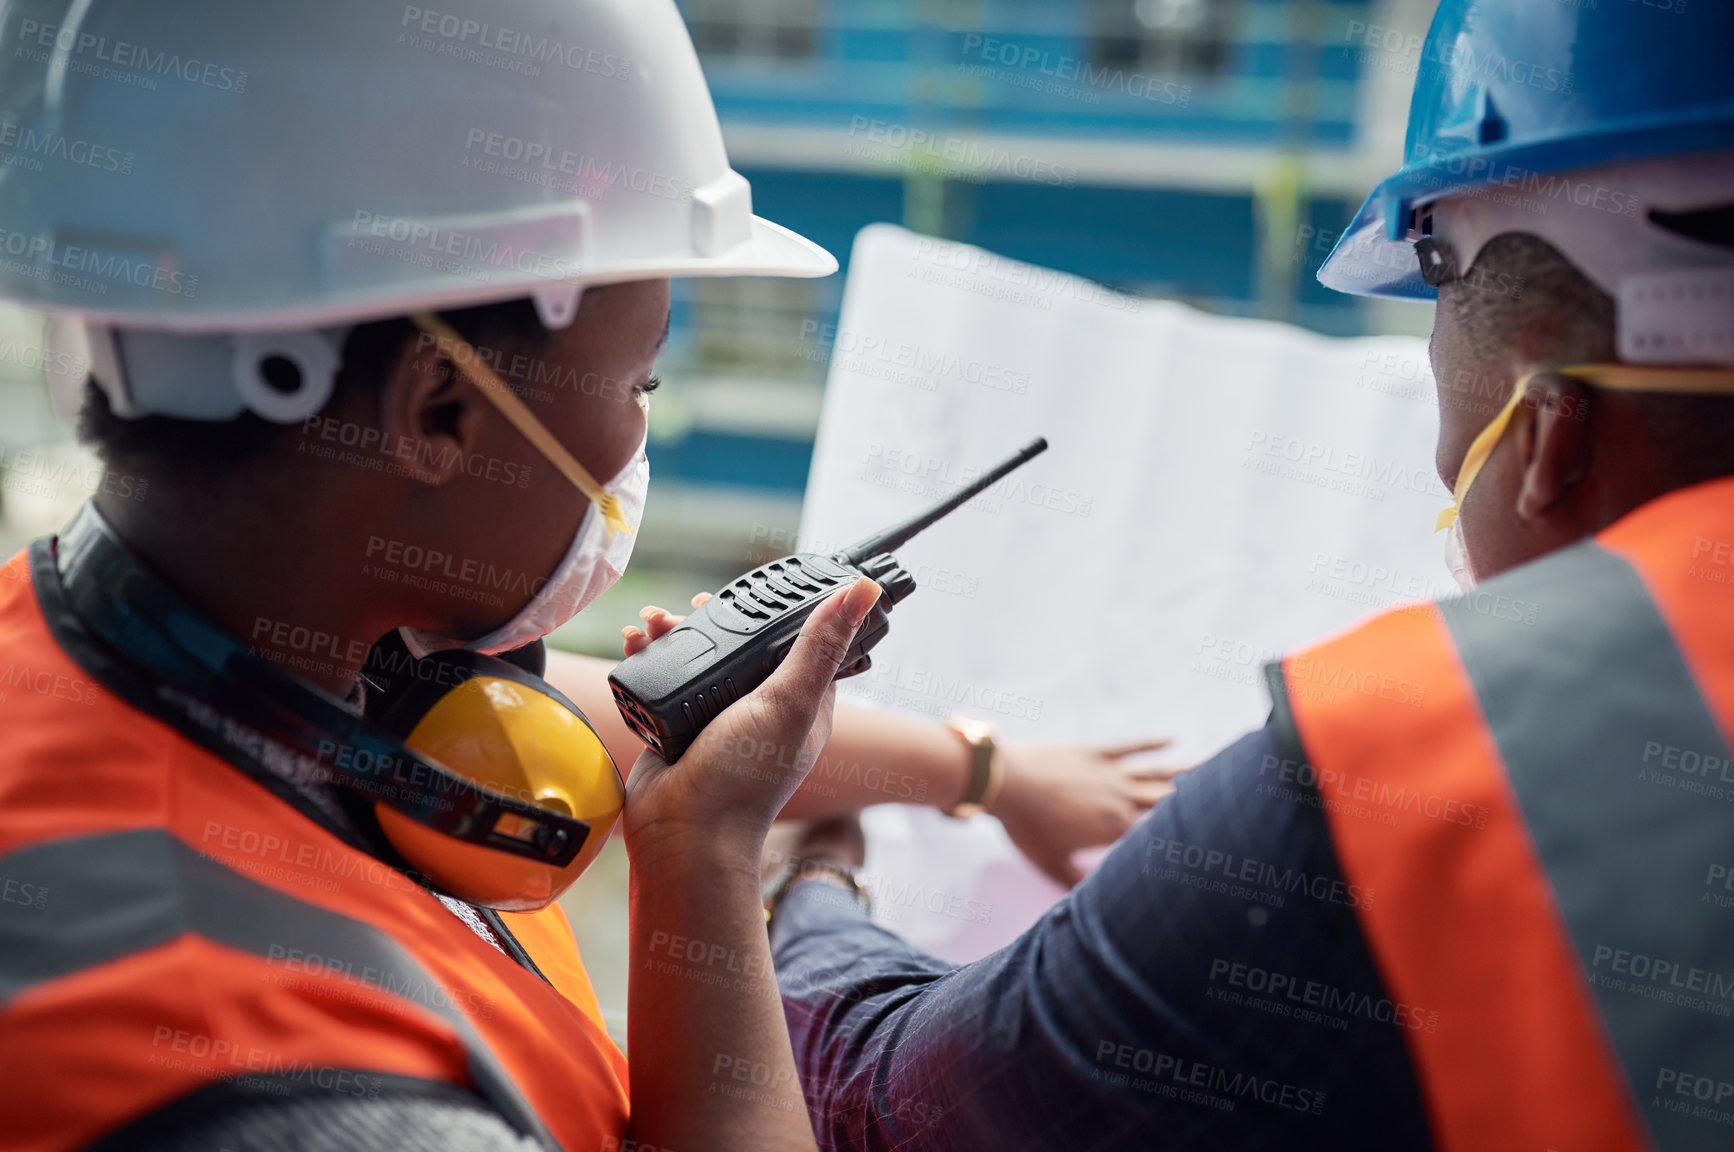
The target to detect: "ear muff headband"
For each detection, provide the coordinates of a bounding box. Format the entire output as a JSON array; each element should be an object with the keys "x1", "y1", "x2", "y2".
[{"x1": 53, "y1": 505, "x2": 596, "y2": 911}]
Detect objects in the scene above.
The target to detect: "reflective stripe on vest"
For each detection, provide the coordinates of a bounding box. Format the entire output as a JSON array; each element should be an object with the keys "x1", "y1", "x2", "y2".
[
  {"x1": 0, "y1": 828, "x2": 554, "y2": 1144},
  {"x1": 0, "y1": 549, "x2": 629, "y2": 1152},
  {"x1": 1271, "y1": 480, "x2": 1734, "y2": 1152}
]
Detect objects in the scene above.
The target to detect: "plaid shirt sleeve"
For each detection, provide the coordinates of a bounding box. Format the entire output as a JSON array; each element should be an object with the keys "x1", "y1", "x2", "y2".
[{"x1": 770, "y1": 724, "x2": 1435, "y2": 1152}]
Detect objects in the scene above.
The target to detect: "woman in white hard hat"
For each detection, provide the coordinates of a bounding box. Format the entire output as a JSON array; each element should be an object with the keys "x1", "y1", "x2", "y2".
[{"x1": 0, "y1": 2, "x2": 1174, "y2": 1149}]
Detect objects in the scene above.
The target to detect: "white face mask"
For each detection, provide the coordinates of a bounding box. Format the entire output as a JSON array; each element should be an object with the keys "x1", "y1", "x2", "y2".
[
  {"x1": 1443, "y1": 514, "x2": 1479, "y2": 592},
  {"x1": 404, "y1": 431, "x2": 649, "y2": 657}
]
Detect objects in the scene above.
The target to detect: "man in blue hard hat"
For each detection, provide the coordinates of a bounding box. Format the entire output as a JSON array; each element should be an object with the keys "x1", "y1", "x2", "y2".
[{"x1": 762, "y1": 2, "x2": 1734, "y2": 1147}]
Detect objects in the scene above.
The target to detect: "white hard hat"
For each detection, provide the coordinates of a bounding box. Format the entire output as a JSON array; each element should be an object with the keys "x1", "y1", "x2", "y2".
[{"x1": 3, "y1": 0, "x2": 835, "y2": 420}]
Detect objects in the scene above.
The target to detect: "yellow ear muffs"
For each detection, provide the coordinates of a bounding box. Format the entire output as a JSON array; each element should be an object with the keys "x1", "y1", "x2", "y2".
[{"x1": 373, "y1": 650, "x2": 624, "y2": 911}]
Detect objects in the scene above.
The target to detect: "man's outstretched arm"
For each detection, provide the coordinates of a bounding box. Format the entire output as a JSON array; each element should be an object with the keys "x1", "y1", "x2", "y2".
[
  {"x1": 770, "y1": 726, "x2": 1436, "y2": 1152},
  {"x1": 568, "y1": 606, "x2": 1181, "y2": 890}
]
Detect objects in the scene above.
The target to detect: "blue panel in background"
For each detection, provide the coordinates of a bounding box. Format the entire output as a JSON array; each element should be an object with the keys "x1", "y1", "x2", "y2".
[
  {"x1": 1296, "y1": 196, "x2": 1359, "y2": 308},
  {"x1": 739, "y1": 168, "x2": 906, "y2": 280},
  {"x1": 658, "y1": 1, "x2": 1389, "y2": 497},
  {"x1": 1315, "y1": 42, "x2": 1366, "y2": 84},
  {"x1": 832, "y1": 25, "x2": 909, "y2": 64},
  {"x1": 965, "y1": 182, "x2": 1259, "y2": 300},
  {"x1": 691, "y1": 0, "x2": 1372, "y2": 145},
  {"x1": 650, "y1": 431, "x2": 816, "y2": 495}
]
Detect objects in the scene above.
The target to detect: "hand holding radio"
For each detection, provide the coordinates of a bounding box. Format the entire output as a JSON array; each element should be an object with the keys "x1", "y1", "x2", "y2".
[
  {"x1": 622, "y1": 574, "x2": 884, "y2": 860},
  {"x1": 622, "y1": 593, "x2": 716, "y2": 657},
  {"x1": 609, "y1": 439, "x2": 1049, "y2": 762},
  {"x1": 629, "y1": 599, "x2": 1188, "y2": 889}
]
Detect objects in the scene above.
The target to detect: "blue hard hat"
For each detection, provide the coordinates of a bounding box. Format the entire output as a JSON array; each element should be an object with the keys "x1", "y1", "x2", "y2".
[{"x1": 1318, "y1": 0, "x2": 1734, "y2": 300}]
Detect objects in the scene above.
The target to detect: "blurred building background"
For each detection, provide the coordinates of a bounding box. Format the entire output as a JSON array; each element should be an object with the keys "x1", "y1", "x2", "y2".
[
  {"x1": 0, "y1": 0, "x2": 1441, "y2": 636},
  {"x1": 0, "y1": 0, "x2": 1442, "y2": 1044},
  {"x1": 559, "y1": 0, "x2": 1436, "y2": 658}
]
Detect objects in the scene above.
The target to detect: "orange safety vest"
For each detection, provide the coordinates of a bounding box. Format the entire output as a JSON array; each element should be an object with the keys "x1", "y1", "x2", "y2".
[
  {"x1": 0, "y1": 546, "x2": 629, "y2": 1151},
  {"x1": 1269, "y1": 477, "x2": 1734, "y2": 1151}
]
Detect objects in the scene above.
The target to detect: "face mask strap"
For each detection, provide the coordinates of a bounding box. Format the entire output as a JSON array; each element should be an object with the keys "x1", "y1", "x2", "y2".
[
  {"x1": 1434, "y1": 368, "x2": 1540, "y2": 532},
  {"x1": 409, "y1": 313, "x2": 633, "y2": 535},
  {"x1": 1436, "y1": 363, "x2": 1734, "y2": 532}
]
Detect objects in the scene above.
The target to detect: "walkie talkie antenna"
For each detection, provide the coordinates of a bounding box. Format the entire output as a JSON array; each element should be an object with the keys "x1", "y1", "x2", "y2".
[
  {"x1": 611, "y1": 434, "x2": 1054, "y2": 760},
  {"x1": 840, "y1": 438, "x2": 1049, "y2": 565}
]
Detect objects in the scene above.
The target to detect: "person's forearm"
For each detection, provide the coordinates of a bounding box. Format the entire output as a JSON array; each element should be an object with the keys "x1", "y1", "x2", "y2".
[
  {"x1": 779, "y1": 704, "x2": 967, "y2": 819},
  {"x1": 545, "y1": 649, "x2": 968, "y2": 818},
  {"x1": 543, "y1": 651, "x2": 655, "y2": 771},
  {"x1": 627, "y1": 834, "x2": 817, "y2": 1151},
  {"x1": 771, "y1": 725, "x2": 1429, "y2": 1149}
]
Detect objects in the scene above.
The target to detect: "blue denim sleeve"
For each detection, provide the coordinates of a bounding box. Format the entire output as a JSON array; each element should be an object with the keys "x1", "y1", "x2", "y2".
[{"x1": 771, "y1": 723, "x2": 1435, "y2": 1151}]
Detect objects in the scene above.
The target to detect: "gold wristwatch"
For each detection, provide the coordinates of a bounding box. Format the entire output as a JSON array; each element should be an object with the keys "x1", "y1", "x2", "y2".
[{"x1": 945, "y1": 715, "x2": 1002, "y2": 819}]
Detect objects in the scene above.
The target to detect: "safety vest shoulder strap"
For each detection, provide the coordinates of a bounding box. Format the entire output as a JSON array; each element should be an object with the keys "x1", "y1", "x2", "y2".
[
  {"x1": 503, "y1": 905, "x2": 612, "y2": 1035},
  {"x1": 1597, "y1": 477, "x2": 1734, "y2": 742},
  {"x1": 1271, "y1": 495, "x2": 1734, "y2": 1150},
  {"x1": 1270, "y1": 591, "x2": 1643, "y2": 1151},
  {"x1": 1434, "y1": 537, "x2": 1734, "y2": 1148},
  {"x1": 0, "y1": 547, "x2": 629, "y2": 1152},
  {"x1": 1, "y1": 826, "x2": 558, "y2": 1152}
]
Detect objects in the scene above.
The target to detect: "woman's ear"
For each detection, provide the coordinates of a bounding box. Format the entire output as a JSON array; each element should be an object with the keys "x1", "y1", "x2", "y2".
[
  {"x1": 378, "y1": 326, "x2": 487, "y2": 487},
  {"x1": 1514, "y1": 374, "x2": 1595, "y2": 520}
]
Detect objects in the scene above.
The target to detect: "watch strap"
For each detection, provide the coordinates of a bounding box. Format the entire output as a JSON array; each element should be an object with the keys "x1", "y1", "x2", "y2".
[
  {"x1": 763, "y1": 858, "x2": 871, "y2": 925},
  {"x1": 946, "y1": 715, "x2": 1002, "y2": 819}
]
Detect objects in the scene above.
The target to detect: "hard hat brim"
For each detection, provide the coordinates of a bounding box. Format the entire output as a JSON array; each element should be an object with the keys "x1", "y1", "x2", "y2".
[
  {"x1": 1316, "y1": 188, "x2": 1433, "y2": 303},
  {"x1": 732, "y1": 215, "x2": 841, "y2": 280},
  {"x1": 1319, "y1": 114, "x2": 1734, "y2": 303},
  {"x1": 45, "y1": 216, "x2": 838, "y2": 335}
]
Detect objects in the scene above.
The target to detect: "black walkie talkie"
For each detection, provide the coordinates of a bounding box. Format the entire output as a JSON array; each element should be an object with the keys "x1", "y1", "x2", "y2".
[{"x1": 609, "y1": 438, "x2": 1049, "y2": 762}]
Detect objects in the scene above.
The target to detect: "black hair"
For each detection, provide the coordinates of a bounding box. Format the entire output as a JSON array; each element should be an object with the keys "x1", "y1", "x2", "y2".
[{"x1": 77, "y1": 297, "x2": 554, "y2": 479}]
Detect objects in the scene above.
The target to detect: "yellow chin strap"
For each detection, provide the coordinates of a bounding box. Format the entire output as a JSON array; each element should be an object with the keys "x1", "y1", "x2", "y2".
[
  {"x1": 410, "y1": 313, "x2": 633, "y2": 535},
  {"x1": 1437, "y1": 364, "x2": 1734, "y2": 533}
]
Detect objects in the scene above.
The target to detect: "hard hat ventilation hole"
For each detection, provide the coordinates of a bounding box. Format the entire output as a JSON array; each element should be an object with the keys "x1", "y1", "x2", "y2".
[
  {"x1": 232, "y1": 331, "x2": 338, "y2": 423},
  {"x1": 1649, "y1": 204, "x2": 1734, "y2": 252},
  {"x1": 259, "y1": 354, "x2": 304, "y2": 395}
]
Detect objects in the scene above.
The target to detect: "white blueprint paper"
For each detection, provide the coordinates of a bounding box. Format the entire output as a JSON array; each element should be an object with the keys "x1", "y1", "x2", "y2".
[{"x1": 801, "y1": 224, "x2": 1451, "y2": 962}]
